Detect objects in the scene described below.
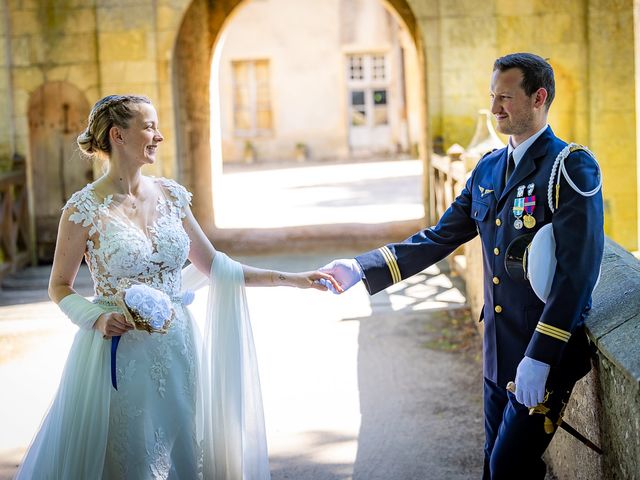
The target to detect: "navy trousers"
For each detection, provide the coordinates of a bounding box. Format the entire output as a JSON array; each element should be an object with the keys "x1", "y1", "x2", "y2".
[{"x1": 482, "y1": 377, "x2": 574, "y2": 480}]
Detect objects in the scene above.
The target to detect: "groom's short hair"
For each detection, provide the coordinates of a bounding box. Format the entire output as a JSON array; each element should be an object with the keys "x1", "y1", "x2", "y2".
[{"x1": 493, "y1": 53, "x2": 555, "y2": 109}]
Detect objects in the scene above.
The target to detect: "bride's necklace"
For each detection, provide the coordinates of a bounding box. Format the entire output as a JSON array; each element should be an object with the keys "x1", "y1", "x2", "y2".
[{"x1": 107, "y1": 174, "x2": 139, "y2": 210}]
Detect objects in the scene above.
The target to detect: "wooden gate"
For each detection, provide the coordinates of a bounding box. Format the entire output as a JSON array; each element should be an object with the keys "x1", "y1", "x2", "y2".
[{"x1": 28, "y1": 82, "x2": 91, "y2": 262}]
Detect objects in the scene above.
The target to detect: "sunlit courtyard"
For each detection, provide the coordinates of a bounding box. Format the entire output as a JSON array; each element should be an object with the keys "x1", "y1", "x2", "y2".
[{"x1": 215, "y1": 159, "x2": 424, "y2": 229}]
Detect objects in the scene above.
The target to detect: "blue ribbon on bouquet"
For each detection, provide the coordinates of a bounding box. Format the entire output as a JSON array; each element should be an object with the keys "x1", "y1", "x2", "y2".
[
  {"x1": 111, "y1": 336, "x2": 121, "y2": 390},
  {"x1": 107, "y1": 289, "x2": 195, "y2": 390}
]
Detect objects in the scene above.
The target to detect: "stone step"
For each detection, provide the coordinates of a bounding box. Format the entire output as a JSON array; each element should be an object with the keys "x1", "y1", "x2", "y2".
[
  {"x1": 0, "y1": 265, "x2": 93, "y2": 307},
  {"x1": 1, "y1": 266, "x2": 92, "y2": 291}
]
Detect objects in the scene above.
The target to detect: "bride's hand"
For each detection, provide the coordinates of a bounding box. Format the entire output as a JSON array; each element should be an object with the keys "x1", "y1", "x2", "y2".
[
  {"x1": 94, "y1": 312, "x2": 134, "y2": 339},
  {"x1": 290, "y1": 271, "x2": 343, "y2": 293}
]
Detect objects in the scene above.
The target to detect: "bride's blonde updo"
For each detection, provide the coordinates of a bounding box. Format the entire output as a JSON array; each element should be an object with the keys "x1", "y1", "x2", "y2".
[{"x1": 77, "y1": 94, "x2": 151, "y2": 159}]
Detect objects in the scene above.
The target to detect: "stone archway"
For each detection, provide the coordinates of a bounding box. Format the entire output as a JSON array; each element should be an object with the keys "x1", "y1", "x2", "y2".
[
  {"x1": 27, "y1": 82, "x2": 91, "y2": 261},
  {"x1": 173, "y1": 0, "x2": 428, "y2": 241}
]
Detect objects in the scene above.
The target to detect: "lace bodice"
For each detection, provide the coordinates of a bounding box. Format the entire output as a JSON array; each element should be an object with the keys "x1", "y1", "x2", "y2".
[{"x1": 64, "y1": 177, "x2": 192, "y2": 298}]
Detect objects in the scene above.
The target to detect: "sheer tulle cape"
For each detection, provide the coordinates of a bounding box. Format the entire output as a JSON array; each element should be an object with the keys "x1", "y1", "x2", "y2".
[
  {"x1": 14, "y1": 325, "x2": 113, "y2": 479},
  {"x1": 184, "y1": 252, "x2": 271, "y2": 479},
  {"x1": 16, "y1": 252, "x2": 269, "y2": 480}
]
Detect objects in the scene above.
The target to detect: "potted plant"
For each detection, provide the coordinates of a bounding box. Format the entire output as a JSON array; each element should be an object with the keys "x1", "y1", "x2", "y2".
[
  {"x1": 295, "y1": 142, "x2": 308, "y2": 162},
  {"x1": 244, "y1": 141, "x2": 256, "y2": 163}
]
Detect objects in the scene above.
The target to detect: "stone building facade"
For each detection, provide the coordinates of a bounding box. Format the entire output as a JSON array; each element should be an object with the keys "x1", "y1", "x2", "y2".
[
  {"x1": 217, "y1": 0, "x2": 422, "y2": 163},
  {"x1": 0, "y1": 0, "x2": 637, "y2": 252}
]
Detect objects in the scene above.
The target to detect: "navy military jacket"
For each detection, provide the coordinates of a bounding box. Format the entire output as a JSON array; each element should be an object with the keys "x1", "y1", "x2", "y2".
[{"x1": 356, "y1": 127, "x2": 604, "y2": 387}]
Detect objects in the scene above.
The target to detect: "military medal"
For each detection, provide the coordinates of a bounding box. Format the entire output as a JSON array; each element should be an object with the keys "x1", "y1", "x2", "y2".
[
  {"x1": 523, "y1": 215, "x2": 536, "y2": 228},
  {"x1": 512, "y1": 197, "x2": 524, "y2": 229},
  {"x1": 527, "y1": 183, "x2": 535, "y2": 196},
  {"x1": 523, "y1": 195, "x2": 536, "y2": 229},
  {"x1": 512, "y1": 185, "x2": 526, "y2": 229}
]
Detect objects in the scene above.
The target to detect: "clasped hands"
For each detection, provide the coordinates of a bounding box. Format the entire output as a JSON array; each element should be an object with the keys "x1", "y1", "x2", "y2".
[{"x1": 316, "y1": 258, "x2": 363, "y2": 294}]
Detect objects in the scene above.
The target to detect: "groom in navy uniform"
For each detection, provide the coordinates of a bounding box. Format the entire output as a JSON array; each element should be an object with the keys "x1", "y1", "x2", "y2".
[{"x1": 320, "y1": 53, "x2": 604, "y2": 479}]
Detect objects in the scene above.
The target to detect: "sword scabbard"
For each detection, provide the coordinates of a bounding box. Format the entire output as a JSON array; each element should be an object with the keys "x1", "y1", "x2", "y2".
[
  {"x1": 506, "y1": 380, "x2": 603, "y2": 454},
  {"x1": 558, "y1": 420, "x2": 603, "y2": 455}
]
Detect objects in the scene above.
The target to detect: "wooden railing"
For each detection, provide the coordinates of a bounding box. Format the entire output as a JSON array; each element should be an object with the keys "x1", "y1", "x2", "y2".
[
  {"x1": 0, "y1": 169, "x2": 34, "y2": 281},
  {"x1": 429, "y1": 153, "x2": 469, "y2": 276},
  {"x1": 430, "y1": 153, "x2": 467, "y2": 220}
]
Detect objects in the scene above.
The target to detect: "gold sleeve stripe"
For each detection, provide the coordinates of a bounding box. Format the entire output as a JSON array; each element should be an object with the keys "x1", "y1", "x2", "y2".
[
  {"x1": 535, "y1": 322, "x2": 571, "y2": 342},
  {"x1": 536, "y1": 322, "x2": 571, "y2": 338},
  {"x1": 535, "y1": 327, "x2": 569, "y2": 342},
  {"x1": 378, "y1": 246, "x2": 401, "y2": 284}
]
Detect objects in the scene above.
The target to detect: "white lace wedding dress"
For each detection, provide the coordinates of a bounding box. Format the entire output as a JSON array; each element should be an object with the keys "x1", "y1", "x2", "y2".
[{"x1": 15, "y1": 178, "x2": 270, "y2": 480}]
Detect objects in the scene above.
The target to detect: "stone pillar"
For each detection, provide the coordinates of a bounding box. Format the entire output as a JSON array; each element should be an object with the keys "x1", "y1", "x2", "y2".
[{"x1": 173, "y1": 0, "x2": 217, "y2": 233}]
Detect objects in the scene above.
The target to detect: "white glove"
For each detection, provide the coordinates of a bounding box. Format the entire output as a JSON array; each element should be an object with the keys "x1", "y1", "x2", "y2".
[
  {"x1": 318, "y1": 259, "x2": 363, "y2": 294},
  {"x1": 58, "y1": 293, "x2": 109, "y2": 330},
  {"x1": 514, "y1": 356, "x2": 551, "y2": 408}
]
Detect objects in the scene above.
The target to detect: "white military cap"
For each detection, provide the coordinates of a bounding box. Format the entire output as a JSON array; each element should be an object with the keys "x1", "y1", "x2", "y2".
[
  {"x1": 526, "y1": 223, "x2": 556, "y2": 303},
  {"x1": 507, "y1": 224, "x2": 600, "y2": 303},
  {"x1": 504, "y1": 229, "x2": 555, "y2": 303}
]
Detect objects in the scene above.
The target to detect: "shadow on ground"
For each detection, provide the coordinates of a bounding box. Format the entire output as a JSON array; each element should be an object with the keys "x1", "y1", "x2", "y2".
[{"x1": 349, "y1": 264, "x2": 484, "y2": 480}]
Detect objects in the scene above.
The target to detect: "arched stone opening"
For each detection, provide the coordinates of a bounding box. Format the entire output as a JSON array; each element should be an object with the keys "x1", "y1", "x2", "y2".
[
  {"x1": 27, "y1": 81, "x2": 91, "y2": 262},
  {"x1": 173, "y1": 0, "x2": 428, "y2": 243}
]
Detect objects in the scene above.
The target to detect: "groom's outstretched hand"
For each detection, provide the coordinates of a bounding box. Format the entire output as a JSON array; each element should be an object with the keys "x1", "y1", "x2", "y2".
[{"x1": 318, "y1": 259, "x2": 363, "y2": 294}]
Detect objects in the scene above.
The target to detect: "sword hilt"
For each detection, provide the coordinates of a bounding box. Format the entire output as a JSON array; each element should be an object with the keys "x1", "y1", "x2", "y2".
[
  {"x1": 506, "y1": 381, "x2": 555, "y2": 433},
  {"x1": 506, "y1": 381, "x2": 603, "y2": 454}
]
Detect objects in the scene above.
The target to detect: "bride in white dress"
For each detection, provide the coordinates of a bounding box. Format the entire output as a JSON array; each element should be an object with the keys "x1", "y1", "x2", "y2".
[{"x1": 15, "y1": 94, "x2": 340, "y2": 480}]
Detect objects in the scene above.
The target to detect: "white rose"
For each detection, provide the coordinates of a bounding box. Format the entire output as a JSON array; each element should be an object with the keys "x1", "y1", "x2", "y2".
[
  {"x1": 152, "y1": 304, "x2": 170, "y2": 322},
  {"x1": 149, "y1": 312, "x2": 165, "y2": 329},
  {"x1": 124, "y1": 287, "x2": 144, "y2": 309},
  {"x1": 138, "y1": 297, "x2": 156, "y2": 317}
]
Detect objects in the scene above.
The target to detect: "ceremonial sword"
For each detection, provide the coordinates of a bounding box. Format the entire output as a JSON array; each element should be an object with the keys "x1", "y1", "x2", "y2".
[{"x1": 506, "y1": 381, "x2": 602, "y2": 455}]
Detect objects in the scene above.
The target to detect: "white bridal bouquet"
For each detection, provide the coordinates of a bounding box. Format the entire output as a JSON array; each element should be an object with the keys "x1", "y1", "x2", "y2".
[{"x1": 115, "y1": 280, "x2": 174, "y2": 334}]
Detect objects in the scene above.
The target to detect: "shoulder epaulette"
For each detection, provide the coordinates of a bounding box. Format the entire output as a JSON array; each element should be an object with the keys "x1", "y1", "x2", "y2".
[{"x1": 480, "y1": 148, "x2": 498, "y2": 160}]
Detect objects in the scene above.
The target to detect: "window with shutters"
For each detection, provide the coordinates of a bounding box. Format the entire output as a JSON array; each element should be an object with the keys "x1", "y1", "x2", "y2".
[
  {"x1": 232, "y1": 59, "x2": 273, "y2": 136},
  {"x1": 347, "y1": 54, "x2": 389, "y2": 128}
]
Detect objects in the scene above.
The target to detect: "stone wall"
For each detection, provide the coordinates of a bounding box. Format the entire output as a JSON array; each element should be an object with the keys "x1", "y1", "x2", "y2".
[
  {"x1": 587, "y1": 1, "x2": 638, "y2": 251},
  {"x1": 0, "y1": 0, "x2": 14, "y2": 169},
  {"x1": 0, "y1": 0, "x2": 190, "y2": 178},
  {"x1": 3, "y1": 1, "x2": 101, "y2": 170},
  {"x1": 545, "y1": 239, "x2": 640, "y2": 479}
]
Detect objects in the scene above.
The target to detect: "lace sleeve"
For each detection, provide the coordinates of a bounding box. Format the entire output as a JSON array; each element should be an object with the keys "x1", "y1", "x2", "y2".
[
  {"x1": 62, "y1": 188, "x2": 96, "y2": 235},
  {"x1": 158, "y1": 178, "x2": 193, "y2": 219},
  {"x1": 63, "y1": 186, "x2": 108, "y2": 237}
]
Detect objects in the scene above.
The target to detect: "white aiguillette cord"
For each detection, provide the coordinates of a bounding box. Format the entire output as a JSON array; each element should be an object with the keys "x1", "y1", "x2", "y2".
[{"x1": 547, "y1": 143, "x2": 602, "y2": 212}]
